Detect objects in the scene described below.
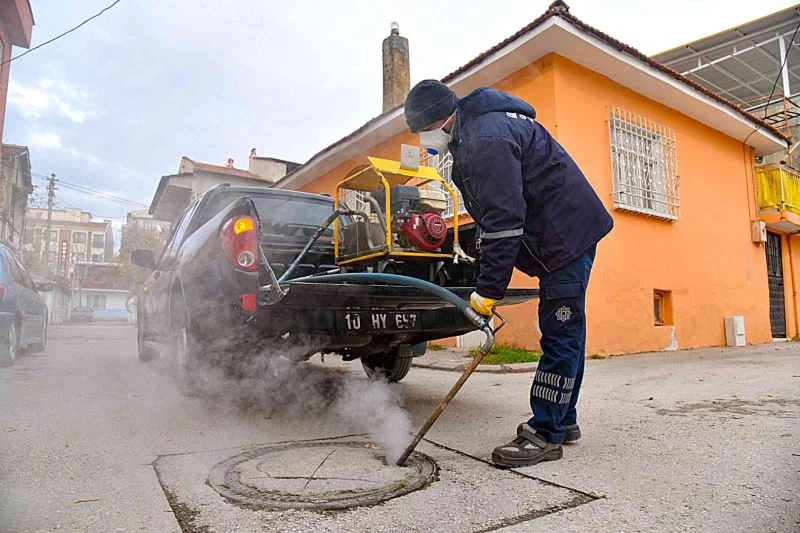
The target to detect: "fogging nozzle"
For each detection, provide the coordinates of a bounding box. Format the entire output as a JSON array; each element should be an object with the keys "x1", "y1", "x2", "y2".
[
  {"x1": 463, "y1": 307, "x2": 487, "y2": 329},
  {"x1": 479, "y1": 325, "x2": 495, "y2": 356}
]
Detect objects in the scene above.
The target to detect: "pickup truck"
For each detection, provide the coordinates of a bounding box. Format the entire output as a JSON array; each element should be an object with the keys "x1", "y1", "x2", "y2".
[{"x1": 133, "y1": 184, "x2": 536, "y2": 382}]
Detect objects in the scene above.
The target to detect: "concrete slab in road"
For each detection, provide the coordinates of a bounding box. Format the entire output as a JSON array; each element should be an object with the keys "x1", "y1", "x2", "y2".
[{"x1": 154, "y1": 437, "x2": 589, "y2": 532}]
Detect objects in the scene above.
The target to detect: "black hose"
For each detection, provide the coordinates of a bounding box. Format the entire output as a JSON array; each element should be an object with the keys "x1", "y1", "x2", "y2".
[{"x1": 277, "y1": 209, "x2": 368, "y2": 283}]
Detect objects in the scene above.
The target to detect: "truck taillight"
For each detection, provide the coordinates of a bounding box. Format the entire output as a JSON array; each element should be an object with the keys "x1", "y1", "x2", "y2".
[{"x1": 220, "y1": 215, "x2": 258, "y2": 272}]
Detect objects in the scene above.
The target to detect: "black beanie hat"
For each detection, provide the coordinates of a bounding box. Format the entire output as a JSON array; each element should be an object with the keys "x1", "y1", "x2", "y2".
[{"x1": 404, "y1": 80, "x2": 457, "y2": 133}]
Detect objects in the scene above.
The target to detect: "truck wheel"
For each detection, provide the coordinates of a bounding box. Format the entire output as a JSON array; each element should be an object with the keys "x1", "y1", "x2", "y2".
[
  {"x1": 361, "y1": 342, "x2": 425, "y2": 383},
  {"x1": 175, "y1": 319, "x2": 200, "y2": 393},
  {"x1": 361, "y1": 351, "x2": 412, "y2": 382},
  {"x1": 137, "y1": 319, "x2": 158, "y2": 361},
  {"x1": 173, "y1": 305, "x2": 208, "y2": 394}
]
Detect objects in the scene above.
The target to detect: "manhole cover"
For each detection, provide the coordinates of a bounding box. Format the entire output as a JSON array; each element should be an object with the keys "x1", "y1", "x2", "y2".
[{"x1": 208, "y1": 440, "x2": 437, "y2": 510}]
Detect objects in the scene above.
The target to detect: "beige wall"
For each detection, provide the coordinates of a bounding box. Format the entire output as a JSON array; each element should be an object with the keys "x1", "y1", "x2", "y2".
[{"x1": 248, "y1": 158, "x2": 289, "y2": 182}]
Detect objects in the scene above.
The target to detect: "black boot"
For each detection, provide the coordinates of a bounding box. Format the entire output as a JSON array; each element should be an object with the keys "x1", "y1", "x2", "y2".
[
  {"x1": 493, "y1": 423, "x2": 563, "y2": 468},
  {"x1": 517, "y1": 422, "x2": 581, "y2": 444}
]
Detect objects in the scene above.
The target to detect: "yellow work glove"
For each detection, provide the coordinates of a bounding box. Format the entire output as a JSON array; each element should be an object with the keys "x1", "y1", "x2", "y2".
[{"x1": 470, "y1": 291, "x2": 496, "y2": 316}]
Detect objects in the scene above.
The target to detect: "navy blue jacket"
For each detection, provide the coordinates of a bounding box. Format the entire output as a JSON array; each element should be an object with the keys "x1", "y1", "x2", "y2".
[{"x1": 449, "y1": 88, "x2": 613, "y2": 299}]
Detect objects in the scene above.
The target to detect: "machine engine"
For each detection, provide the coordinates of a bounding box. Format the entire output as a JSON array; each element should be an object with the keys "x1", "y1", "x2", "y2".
[
  {"x1": 335, "y1": 156, "x2": 471, "y2": 283},
  {"x1": 400, "y1": 212, "x2": 447, "y2": 251},
  {"x1": 376, "y1": 185, "x2": 448, "y2": 252}
]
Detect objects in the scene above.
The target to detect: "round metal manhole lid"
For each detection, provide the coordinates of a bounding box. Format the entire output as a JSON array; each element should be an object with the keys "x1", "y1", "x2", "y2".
[{"x1": 208, "y1": 440, "x2": 437, "y2": 510}]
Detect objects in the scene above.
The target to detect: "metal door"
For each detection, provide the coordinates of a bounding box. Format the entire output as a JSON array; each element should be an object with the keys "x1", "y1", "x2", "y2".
[{"x1": 765, "y1": 232, "x2": 787, "y2": 338}]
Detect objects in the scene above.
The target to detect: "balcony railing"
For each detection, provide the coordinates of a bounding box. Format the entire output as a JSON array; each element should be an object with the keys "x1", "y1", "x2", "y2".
[{"x1": 756, "y1": 164, "x2": 800, "y2": 217}]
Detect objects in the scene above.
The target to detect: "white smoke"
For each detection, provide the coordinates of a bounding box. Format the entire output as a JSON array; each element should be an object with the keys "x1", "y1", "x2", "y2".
[
  {"x1": 331, "y1": 376, "x2": 412, "y2": 465},
  {"x1": 156, "y1": 342, "x2": 413, "y2": 465}
]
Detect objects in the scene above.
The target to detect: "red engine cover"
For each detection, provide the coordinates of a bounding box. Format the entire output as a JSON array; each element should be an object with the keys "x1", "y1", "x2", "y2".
[{"x1": 401, "y1": 213, "x2": 447, "y2": 251}]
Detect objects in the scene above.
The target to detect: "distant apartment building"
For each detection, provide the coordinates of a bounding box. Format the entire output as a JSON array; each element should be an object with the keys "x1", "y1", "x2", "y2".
[
  {"x1": 0, "y1": 143, "x2": 32, "y2": 249},
  {"x1": 148, "y1": 149, "x2": 299, "y2": 222},
  {"x1": 119, "y1": 208, "x2": 170, "y2": 252},
  {"x1": 123, "y1": 208, "x2": 170, "y2": 234},
  {"x1": 23, "y1": 208, "x2": 114, "y2": 277}
]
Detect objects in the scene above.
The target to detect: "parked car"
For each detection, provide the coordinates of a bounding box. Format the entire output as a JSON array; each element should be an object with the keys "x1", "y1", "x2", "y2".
[
  {"x1": 133, "y1": 185, "x2": 536, "y2": 382},
  {"x1": 71, "y1": 307, "x2": 94, "y2": 322},
  {"x1": 0, "y1": 243, "x2": 52, "y2": 367}
]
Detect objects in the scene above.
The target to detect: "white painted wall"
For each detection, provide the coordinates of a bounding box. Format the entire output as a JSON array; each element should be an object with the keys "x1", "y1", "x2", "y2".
[{"x1": 77, "y1": 289, "x2": 131, "y2": 321}]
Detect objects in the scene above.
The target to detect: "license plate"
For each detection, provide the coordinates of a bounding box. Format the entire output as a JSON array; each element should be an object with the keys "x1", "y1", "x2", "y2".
[{"x1": 338, "y1": 311, "x2": 420, "y2": 334}]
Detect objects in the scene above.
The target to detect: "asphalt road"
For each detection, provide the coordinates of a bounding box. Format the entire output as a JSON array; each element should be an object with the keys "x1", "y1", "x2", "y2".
[{"x1": 0, "y1": 324, "x2": 798, "y2": 532}]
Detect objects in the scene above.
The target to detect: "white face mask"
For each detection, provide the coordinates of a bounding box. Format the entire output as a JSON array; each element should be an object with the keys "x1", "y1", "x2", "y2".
[{"x1": 419, "y1": 114, "x2": 455, "y2": 157}]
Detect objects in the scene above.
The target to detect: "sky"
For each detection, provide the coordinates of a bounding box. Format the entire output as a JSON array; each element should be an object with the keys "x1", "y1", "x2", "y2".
[{"x1": 5, "y1": 0, "x2": 798, "y2": 247}]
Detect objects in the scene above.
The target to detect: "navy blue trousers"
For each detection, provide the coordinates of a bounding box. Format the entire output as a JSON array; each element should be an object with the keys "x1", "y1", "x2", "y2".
[{"x1": 528, "y1": 245, "x2": 596, "y2": 444}]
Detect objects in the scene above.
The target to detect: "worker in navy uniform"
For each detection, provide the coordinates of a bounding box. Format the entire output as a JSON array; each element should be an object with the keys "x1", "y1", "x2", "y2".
[{"x1": 404, "y1": 80, "x2": 613, "y2": 467}]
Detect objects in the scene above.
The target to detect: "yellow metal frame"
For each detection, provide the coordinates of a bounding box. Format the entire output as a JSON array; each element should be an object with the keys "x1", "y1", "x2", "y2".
[{"x1": 334, "y1": 156, "x2": 460, "y2": 265}]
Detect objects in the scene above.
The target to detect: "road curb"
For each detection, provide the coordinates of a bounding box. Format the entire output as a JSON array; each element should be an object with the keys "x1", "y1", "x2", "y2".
[{"x1": 412, "y1": 360, "x2": 538, "y2": 374}]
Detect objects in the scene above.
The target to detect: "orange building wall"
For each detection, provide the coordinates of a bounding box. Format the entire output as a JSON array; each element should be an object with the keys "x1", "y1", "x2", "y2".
[{"x1": 550, "y1": 54, "x2": 775, "y2": 354}]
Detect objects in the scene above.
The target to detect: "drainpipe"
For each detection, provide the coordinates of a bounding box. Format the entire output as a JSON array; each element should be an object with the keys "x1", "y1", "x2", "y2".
[{"x1": 788, "y1": 234, "x2": 800, "y2": 339}]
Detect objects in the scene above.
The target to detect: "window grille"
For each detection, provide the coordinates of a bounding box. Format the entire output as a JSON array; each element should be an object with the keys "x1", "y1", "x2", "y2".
[
  {"x1": 423, "y1": 152, "x2": 466, "y2": 218},
  {"x1": 609, "y1": 107, "x2": 679, "y2": 220},
  {"x1": 340, "y1": 188, "x2": 371, "y2": 215}
]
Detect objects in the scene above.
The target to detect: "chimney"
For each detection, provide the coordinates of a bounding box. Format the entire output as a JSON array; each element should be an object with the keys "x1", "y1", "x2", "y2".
[
  {"x1": 248, "y1": 148, "x2": 259, "y2": 175},
  {"x1": 382, "y1": 21, "x2": 410, "y2": 112}
]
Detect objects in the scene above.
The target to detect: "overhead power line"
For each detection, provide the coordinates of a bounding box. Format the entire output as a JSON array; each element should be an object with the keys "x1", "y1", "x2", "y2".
[
  {"x1": 9, "y1": 164, "x2": 149, "y2": 208},
  {"x1": 30, "y1": 173, "x2": 148, "y2": 208},
  {"x1": 1, "y1": 0, "x2": 123, "y2": 66},
  {"x1": 57, "y1": 181, "x2": 148, "y2": 208}
]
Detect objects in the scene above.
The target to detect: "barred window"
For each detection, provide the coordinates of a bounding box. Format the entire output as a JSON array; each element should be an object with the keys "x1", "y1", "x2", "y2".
[
  {"x1": 609, "y1": 107, "x2": 679, "y2": 220},
  {"x1": 340, "y1": 188, "x2": 370, "y2": 214},
  {"x1": 425, "y1": 152, "x2": 466, "y2": 218}
]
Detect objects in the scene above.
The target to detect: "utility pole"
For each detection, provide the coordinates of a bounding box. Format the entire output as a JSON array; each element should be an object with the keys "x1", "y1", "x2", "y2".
[{"x1": 43, "y1": 173, "x2": 56, "y2": 274}]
